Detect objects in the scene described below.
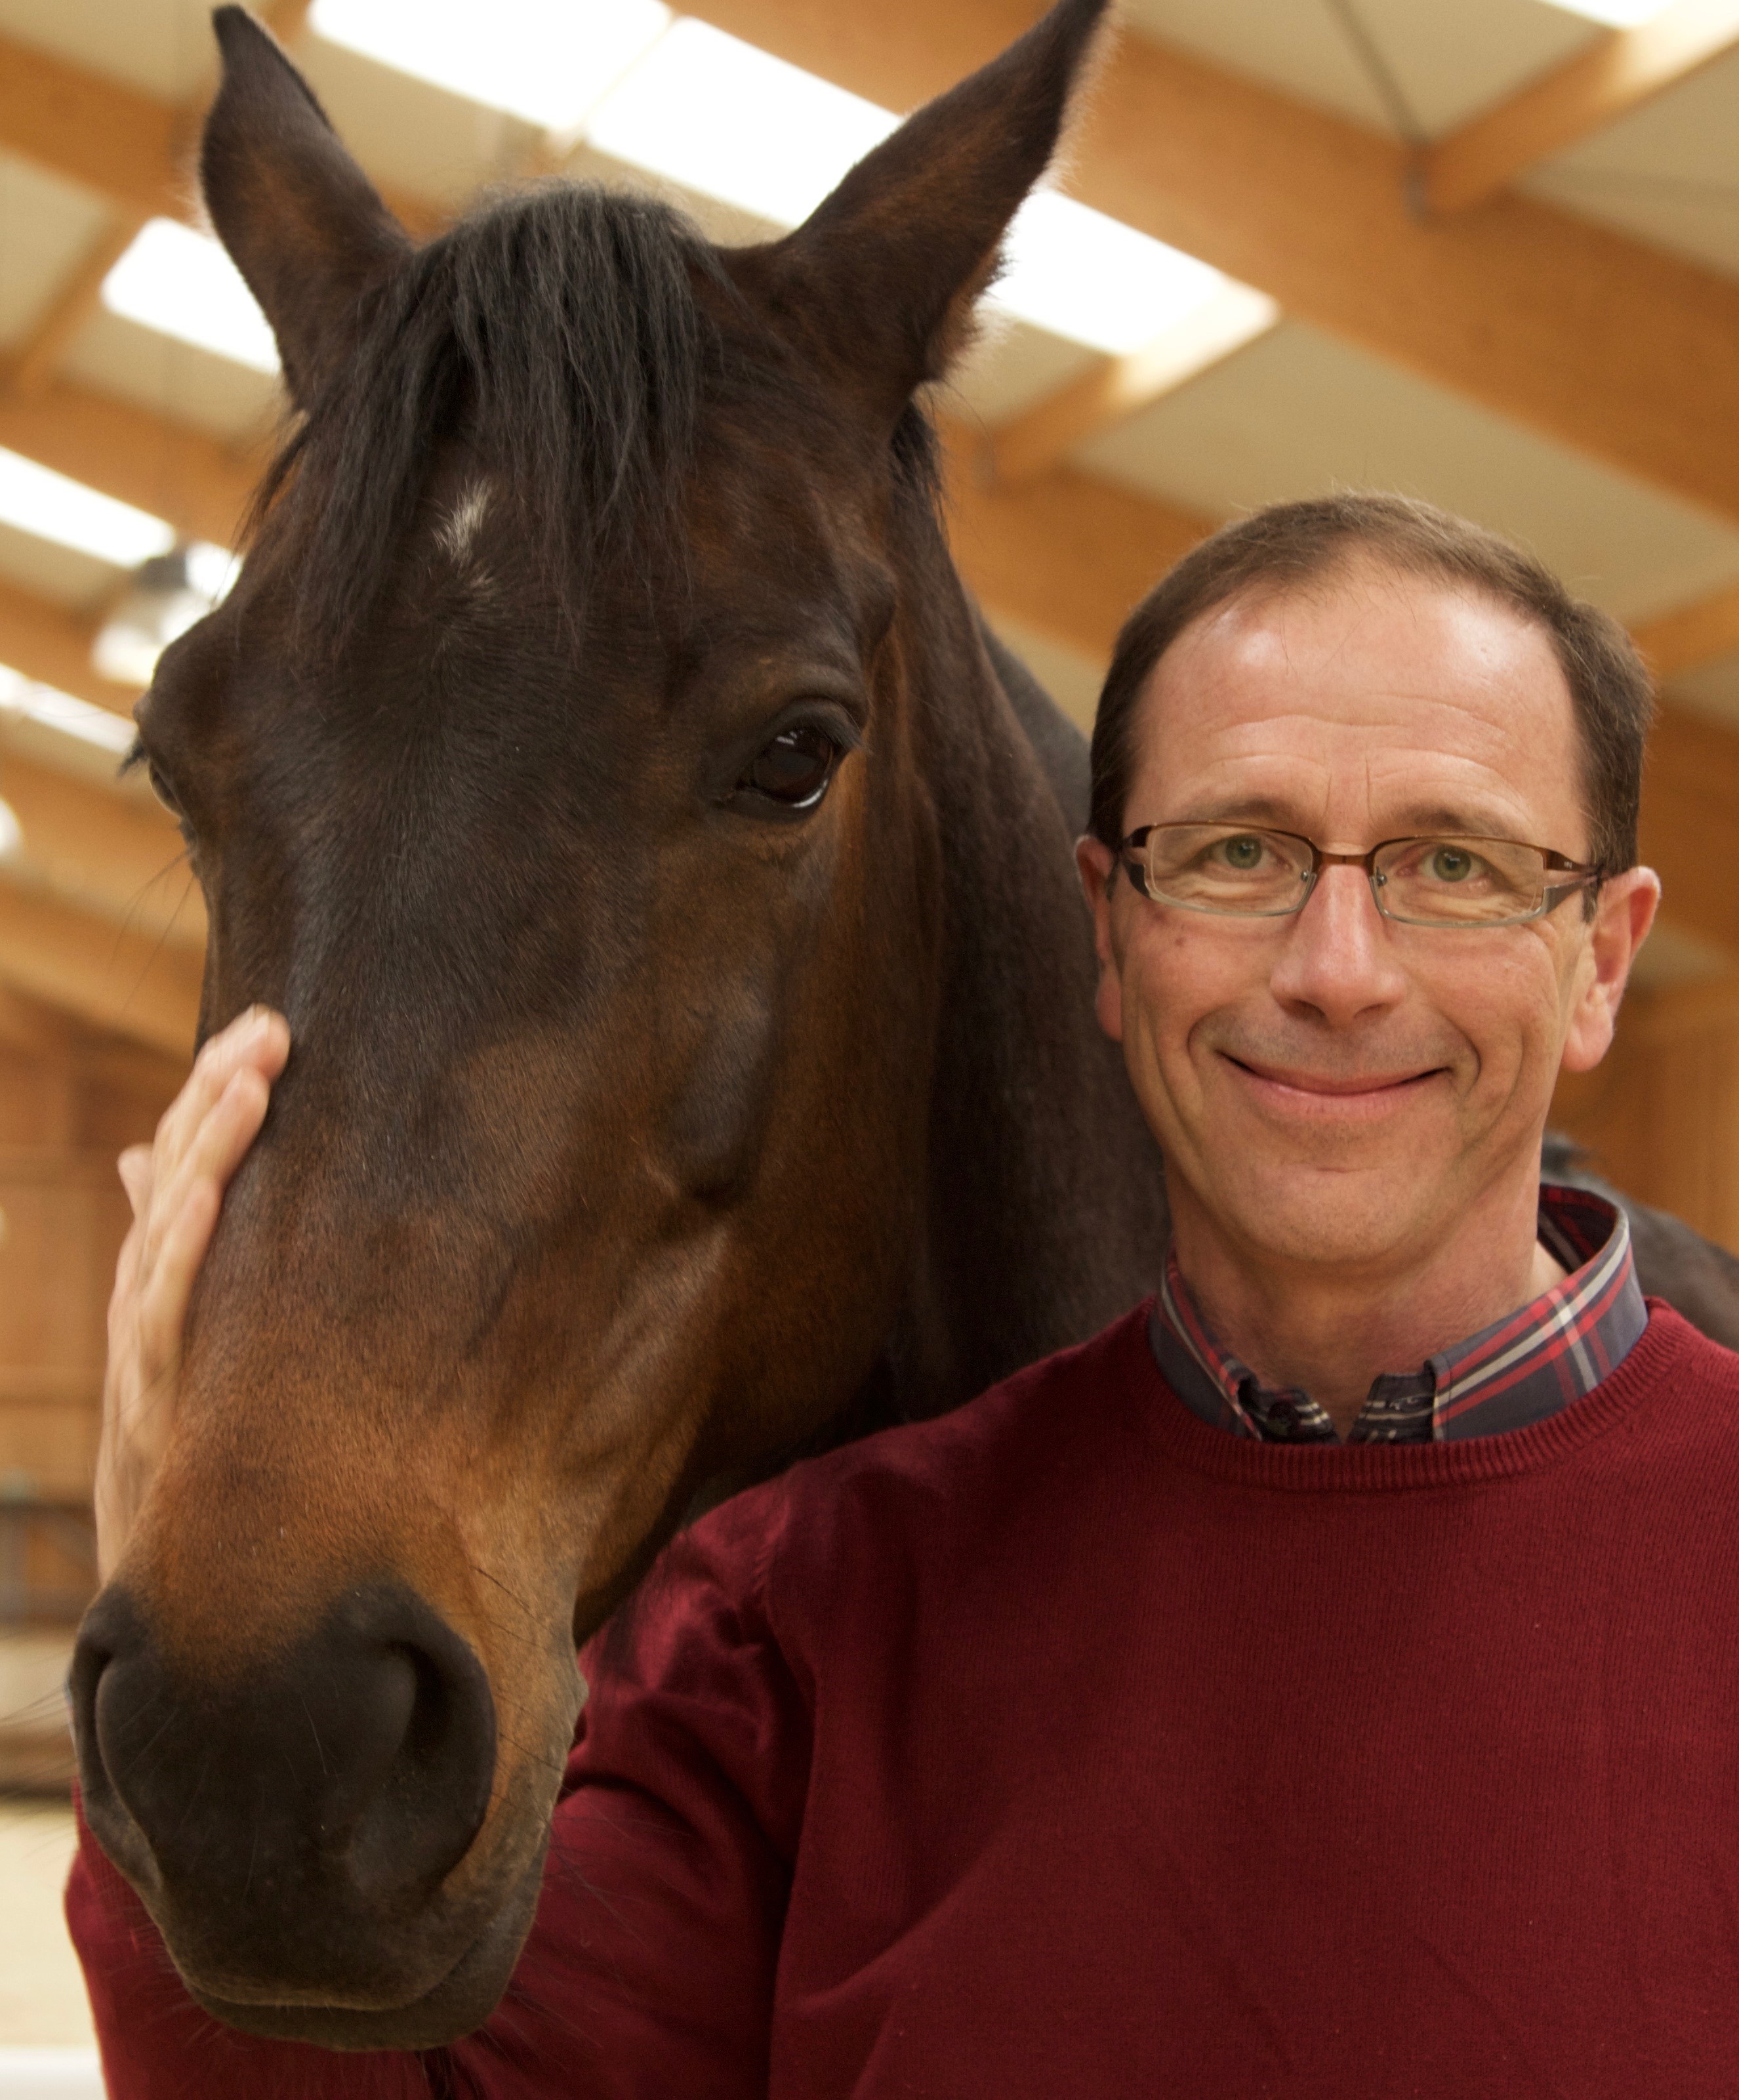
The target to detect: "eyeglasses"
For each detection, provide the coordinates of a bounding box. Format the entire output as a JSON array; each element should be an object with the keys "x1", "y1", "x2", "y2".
[{"x1": 1118, "y1": 823, "x2": 1600, "y2": 928}]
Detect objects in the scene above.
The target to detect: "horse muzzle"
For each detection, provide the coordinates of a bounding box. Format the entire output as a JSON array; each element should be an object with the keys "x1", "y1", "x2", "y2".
[{"x1": 70, "y1": 1577, "x2": 527, "y2": 2032}]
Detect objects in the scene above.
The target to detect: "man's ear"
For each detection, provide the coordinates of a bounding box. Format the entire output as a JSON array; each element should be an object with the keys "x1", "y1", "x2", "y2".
[
  {"x1": 738, "y1": 0, "x2": 1112, "y2": 425},
  {"x1": 201, "y1": 6, "x2": 413, "y2": 409},
  {"x1": 1076, "y1": 834, "x2": 1125, "y2": 1044},
  {"x1": 1560, "y1": 866, "x2": 1662, "y2": 1075}
]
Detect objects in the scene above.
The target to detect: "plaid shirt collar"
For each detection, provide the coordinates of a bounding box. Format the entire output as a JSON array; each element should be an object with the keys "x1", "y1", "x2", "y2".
[{"x1": 1150, "y1": 1185, "x2": 1647, "y2": 1445}]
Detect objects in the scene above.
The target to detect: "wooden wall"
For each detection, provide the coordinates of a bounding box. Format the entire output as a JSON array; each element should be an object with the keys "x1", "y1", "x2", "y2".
[
  {"x1": 1553, "y1": 977, "x2": 1739, "y2": 1252},
  {"x1": 0, "y1": 989, "x2": 182, "y2": 1618}
]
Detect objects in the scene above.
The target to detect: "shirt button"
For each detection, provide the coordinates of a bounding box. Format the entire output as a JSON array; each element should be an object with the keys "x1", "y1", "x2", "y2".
[{"x1": 1267, "y1": 1401, "x2": 1296, "y2": 1432}]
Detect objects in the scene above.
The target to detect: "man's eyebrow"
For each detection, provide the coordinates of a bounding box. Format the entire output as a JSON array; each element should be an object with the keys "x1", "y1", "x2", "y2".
[
  {"x1": 1177, "y1": 796, "x2": 1527, "y2": 837},
  {"x1": 1380, "y1": 804, "x2": 1526, "y2": 838},
  {"x1": 1180, "y1": 796, "x2": 1304, "y2": 827}
]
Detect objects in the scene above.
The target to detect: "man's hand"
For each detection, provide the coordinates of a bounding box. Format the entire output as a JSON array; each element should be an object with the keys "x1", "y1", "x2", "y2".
[{"x1": 96, "y1": 1006, "x2": 290, "y2": 1582}]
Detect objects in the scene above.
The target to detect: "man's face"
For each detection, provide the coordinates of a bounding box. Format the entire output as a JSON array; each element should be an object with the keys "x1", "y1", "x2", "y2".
[{"x1": 1078, "y1": 560, "x2": 1658, "y2": 1279}]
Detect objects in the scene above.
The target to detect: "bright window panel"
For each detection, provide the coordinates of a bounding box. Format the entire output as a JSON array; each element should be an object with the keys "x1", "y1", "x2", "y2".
[
  {"x1": 586, "y1": 17, "x2": 899, "y2": 226},
  {"x1": 102, "y1": 218, "x2": 279, "y2": 374},
  {"x1": 1542, "y1": 0, "x2": 1675, "y2": 24},
  {"x1": 0, "y1": 450, "x2": 174, "y2": 568},
  {"x1": 586, "y1": 18, "x2": 1237, "y2": 354},
  {"x1": 310, "y1": 0, "x2": 672, "y2": 133},
  {"x1": 993, "y1": 190, "x2": 1230, "y2": 356}
]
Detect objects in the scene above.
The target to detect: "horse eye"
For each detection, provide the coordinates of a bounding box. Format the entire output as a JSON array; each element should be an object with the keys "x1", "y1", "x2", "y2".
[
  {"x1": 740, "y1": 726, "x2": 840, "y2": 810},
  {"x1": 147, "y1": 764, "x2": 185, "y2": 820}
]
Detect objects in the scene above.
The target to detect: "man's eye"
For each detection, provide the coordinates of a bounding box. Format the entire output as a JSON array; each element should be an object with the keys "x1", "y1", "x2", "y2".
[
  {"x1": 1425, "y1": 846, "x2": 1477, "y2": 882},
  {"x1": 1216, "y1": 834, "x2": 1267, "y2": 871},
  {"x1": 739, "y1": 726, "x2": 840, "y2": 809}
]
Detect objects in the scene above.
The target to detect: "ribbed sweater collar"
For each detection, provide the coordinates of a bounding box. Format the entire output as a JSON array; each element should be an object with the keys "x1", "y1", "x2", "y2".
[{"x1": 1123, "y1": 1296, "x2": 1701, "y2": 1493}]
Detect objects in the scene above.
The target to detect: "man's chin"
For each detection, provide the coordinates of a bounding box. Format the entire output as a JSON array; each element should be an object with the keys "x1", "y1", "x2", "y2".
[
  {"x1": 1214, "y1": 1166, "x2": 1453, "y2": 1272},
  {"x1": 185, "y1": 1845, "x2": 546, "y2": 2052}
]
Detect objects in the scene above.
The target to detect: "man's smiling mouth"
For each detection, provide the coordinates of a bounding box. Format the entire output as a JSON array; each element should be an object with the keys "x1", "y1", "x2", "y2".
[{"x1": 1222, "y1": 1054, "x2": 1450, "y2": 1109}]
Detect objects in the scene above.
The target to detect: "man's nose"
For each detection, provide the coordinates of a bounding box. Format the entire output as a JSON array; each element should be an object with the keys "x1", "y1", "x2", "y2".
[{"x1": 1268, "y1": 863, "x2": 1410, "y2": 1025}]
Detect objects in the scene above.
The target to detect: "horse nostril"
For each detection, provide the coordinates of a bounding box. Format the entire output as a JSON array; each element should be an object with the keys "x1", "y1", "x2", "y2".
[
  {"x1": 346, "y1": 1601, "x2": 498, "y2": 1897},
  {"x1": 68, "y1": 1596, "x2": 130, "y2": 1840},
  {"x1": 72, "y1": 1581, "x2": 496, "y2": 1918}
]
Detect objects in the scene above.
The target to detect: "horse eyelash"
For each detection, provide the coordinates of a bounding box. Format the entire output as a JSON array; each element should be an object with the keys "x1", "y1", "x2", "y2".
[{"x1": 118, "y1": 736, "x2": 146, "y2": 781}]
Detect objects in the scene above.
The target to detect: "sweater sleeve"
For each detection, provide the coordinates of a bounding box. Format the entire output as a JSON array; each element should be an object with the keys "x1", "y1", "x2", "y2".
[{"x1": 66, "y1": 1490, "x2": 809, "y2": 2100}]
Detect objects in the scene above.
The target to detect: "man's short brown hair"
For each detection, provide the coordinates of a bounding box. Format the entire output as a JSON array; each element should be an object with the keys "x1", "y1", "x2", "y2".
[{"x1": 1088, "y1": 493, "x2": 1654, "y2": 882}]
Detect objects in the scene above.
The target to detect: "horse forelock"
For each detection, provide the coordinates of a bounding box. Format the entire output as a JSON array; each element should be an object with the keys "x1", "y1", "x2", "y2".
[{"x1": 247, "y1": 181, "x2": 941, "y2": 661}]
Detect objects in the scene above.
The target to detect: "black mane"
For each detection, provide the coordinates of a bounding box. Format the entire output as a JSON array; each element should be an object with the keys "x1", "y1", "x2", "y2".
[{"x1": 256, "y1": 183, "x2": 729, "y2": 651}]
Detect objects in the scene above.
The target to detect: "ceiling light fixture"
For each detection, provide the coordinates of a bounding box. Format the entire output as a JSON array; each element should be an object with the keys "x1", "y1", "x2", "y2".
[
  {"x1": 102, "y1": 218, "x2": 280, "y2": 374},
  {"x1": 309, "y1": 0, "x2": 673, "y2": 134}
]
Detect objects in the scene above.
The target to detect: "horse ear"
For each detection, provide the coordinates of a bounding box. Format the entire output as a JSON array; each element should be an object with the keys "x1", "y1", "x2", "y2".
[
  {"x1": 201, "y1": 5, "x2": 412, "y2": 408},
  {"x1": 755, "y1": 0, "x2": 1113, "y2": 419}
]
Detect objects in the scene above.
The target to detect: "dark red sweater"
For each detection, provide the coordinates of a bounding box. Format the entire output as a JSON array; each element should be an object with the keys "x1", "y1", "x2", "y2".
[{"x1": 69, "y1": 1302, "x2": 1739, "y2": 2097}]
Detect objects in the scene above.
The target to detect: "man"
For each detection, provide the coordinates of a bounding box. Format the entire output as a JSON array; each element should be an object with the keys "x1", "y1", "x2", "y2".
[{"x1": 73, "y1": 494, "x2": 1739, "y2": 2096}]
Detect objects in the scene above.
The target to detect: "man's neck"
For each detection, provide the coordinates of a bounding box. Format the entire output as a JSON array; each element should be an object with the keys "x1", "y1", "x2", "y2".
[{"x1": 1168, "y1": 1176, "x2": 1566, "y2": 1439}]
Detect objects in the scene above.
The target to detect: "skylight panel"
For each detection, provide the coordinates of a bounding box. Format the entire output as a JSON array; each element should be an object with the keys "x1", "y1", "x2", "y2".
[
  {"x1": 585, "y1": 17, "x2": 899, "y2": 226},
  {"x1": 1542, "y1": 0, "x2": 1676, "y2": 24},
  {"x1": 310, "y1": 0, "x2": 673, "y2": 134},
  {"x1": 584, "y1": 19, "x2": 1241, "y2": 357},
  {"x1": 0, "y1": 667, "x2": 136, "y2": 755},
  {"x1": 104, "y1": 10, "x2": 1250, "y2": 372},
  {"x1": 0, "y1": 450, "x2": 174, "y2": 569},
  {"x1": 102, "y1": 218, "x2": 279, "y2": 374},
  {"x1": 993, "y1": 192, "x2": 1229, "y2": 357}
]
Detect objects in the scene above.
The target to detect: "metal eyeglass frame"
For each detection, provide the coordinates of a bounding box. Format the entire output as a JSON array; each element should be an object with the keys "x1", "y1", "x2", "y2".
[{"x1": 1116, "y1": 823, "x2": 1602, "y2": 928}]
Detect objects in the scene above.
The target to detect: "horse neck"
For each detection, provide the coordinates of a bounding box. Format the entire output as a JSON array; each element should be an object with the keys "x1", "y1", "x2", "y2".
[{"x1": 888, "y1": 566, "x2": 1171, "y2": 1420}]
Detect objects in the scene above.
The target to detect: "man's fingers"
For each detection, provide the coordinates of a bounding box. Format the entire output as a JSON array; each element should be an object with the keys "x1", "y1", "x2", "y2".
[
  {"x1": 117, "y1": 1145, "x2": 152, "y2": 1219},
  {"x1": 152, "y1": 1006, "x2": 288, "y2": 1184},
  {"x1": 99, "y1": 1011, "x2": 286, "y2": 1584},
  {"x1": 140, "y1": 1064, "x2": 275, "y2": 1282},
  {"x1": 136, "y1": 1174, "x2": 222, "y2": 1389}
]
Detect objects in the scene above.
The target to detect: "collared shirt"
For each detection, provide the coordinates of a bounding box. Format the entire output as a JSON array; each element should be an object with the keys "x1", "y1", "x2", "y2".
[{"x1": 1150, "y1": 1184, "x2": 1647, "y2": 1444}]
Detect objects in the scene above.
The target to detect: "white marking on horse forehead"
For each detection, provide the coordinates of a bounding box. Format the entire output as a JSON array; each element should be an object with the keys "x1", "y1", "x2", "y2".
[{"x1": 438, "y1": 482, "x2": 491, "y2": 564}]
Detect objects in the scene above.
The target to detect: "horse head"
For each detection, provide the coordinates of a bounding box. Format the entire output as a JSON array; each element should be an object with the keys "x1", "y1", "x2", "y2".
[{"x1": 72, "y1": 0, "x2": 1123, "y2": 2050}]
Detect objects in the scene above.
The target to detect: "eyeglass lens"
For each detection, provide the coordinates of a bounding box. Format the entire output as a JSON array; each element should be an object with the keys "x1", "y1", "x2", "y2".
[{"x1": 1138, "y1": 825, "x2": 1557, "y2": 924}]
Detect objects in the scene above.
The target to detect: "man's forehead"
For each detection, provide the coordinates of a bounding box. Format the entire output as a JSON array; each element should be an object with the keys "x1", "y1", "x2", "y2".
[
  {"x1": 1129, "y1": 564, "x2": 1586, "y2": 844},
  {"x1": 1160, "y1": 567, "x2": 1563, "y2": 713}
]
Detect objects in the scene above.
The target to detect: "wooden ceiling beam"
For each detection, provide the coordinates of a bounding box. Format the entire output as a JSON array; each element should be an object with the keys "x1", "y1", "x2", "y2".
[
  {"x1": 8, "y1": 10, "x2": 1739, "y2": 522},
  {"x1": 1640, "y1": 703, "x2": 1739, "y2": 955},
  {"x1": 0, "y1": 1, "x2": 340, "y2": 407},
  {"x1": 0, "y1": 754, "x2": 203, "y2": 953},
  {"x1": 938, "y1": 421, "x2": 1212, "y2": 661},
  {"x1": 0, "y1": 26, "x2": 443, "y2": 249},
  {"x1": 3, "y1": 213, "x2": 146, "y2": 402},
  {"x1": 0, "y1": 881, "x2": 199, "y2": 1057},
  {"x1": 0, "y1": 33, "x2": 185, "y2": 221},
  {"x1": 682, "y1": 0, "x2": 1739, "y2": 527},
  {"x1": 0, "y1": 377, "x2": 264, "y2": 555},
  {"x1": 1631, "y1": 579, "x2": 1739, "y2": 682},
  {"x1": 1426, "y1": 0, "x2": 1739, "y2": 214},
  {"x1": 0, "y1": 577, "x2": 123, "y2": 714},
  {"x1": 989, "y1": 283, "x2": 1279, "y2": 487}
]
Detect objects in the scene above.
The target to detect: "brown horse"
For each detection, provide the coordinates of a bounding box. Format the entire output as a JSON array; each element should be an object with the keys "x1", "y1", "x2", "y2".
[
  {"x1": 71, "y1": 0, "x2": 1172, "y2": 2049},
  {"x1": 69, "y1": 0, "x2": 1739, "y2": 2057}
]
